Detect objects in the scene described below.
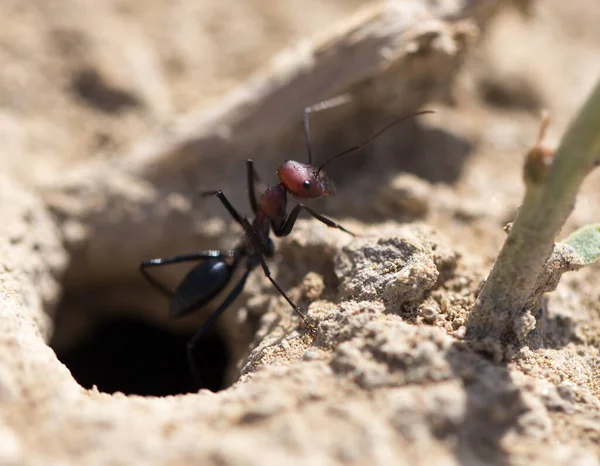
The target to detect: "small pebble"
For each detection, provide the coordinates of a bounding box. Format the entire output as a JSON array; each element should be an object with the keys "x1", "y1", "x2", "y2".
[
  {"x1": 420, "y1": 305, "x2": 438, "y2": 324},
  {"x1": 379, "y1": 173, "x2": 431, "y2": 217}
]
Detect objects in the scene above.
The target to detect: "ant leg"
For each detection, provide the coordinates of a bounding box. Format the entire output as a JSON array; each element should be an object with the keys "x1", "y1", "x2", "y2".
[
  {"x1": 302, "y1": 106, "x2": 315, "y2": 166},
  {"x1": 140, "y1": 250, "x2": 234, "y2": 298},
  {"x1": 240, "y1": 217, "x2": 316, "y2": 334},
  {"x1": 256, "y1": 254, "x2": 315, "y2": 333},
  {"x1": 201, "y1": 190, "x2": 247, "y2": 228},
  {"x1": 246, "y1": 159, "x2": 260, "y2": 214},
  {"x1": 302, "y1": 94, "x2": 352, "y2": 165},
  {"x1": 273, "y1": 204, "x2": 356, "y2": 237},
  {"x1": 187, "y1": 268, "x2": 252, "y2": 387}
]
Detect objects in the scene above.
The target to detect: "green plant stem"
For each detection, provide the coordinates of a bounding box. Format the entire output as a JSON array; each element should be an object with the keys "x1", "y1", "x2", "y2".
[{"x1": 467, "y1": 78, "x2": 600, "y2": 343}]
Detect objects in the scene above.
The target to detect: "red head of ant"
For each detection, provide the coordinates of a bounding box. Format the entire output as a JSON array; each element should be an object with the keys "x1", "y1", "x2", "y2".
[
  {"x1": 274, "y1": 106, "x2": 434, "y2": 204},
  {"x1": 277, "y1": 160, "x2": 335, "y2": 200}
]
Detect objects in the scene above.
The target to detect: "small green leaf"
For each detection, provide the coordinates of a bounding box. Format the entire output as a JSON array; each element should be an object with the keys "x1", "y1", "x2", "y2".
[{"x1": 563, "y1": 224, "x2": 600, "y2": 265}]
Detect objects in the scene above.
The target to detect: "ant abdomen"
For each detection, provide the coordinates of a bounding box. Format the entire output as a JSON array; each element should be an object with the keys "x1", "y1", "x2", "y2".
[{"x1": 170, "y1": 259, "x2": 232, "y2": 318}]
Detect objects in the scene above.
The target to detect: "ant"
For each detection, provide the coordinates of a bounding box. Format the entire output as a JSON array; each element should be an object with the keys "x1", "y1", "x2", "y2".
[{"x1": 140, "y1": 95, "x2": 432, "y2": 379}]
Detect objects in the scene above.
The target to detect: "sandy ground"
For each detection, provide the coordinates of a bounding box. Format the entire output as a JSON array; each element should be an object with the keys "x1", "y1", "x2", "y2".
[{"x1": 1, "y1": 0, "x2": 600, "y2": 464}]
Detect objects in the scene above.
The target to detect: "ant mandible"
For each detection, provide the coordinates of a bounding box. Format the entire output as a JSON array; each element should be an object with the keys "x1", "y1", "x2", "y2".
[{"x1": 140, "y1": 95, "x2": 433, "y2": 376}]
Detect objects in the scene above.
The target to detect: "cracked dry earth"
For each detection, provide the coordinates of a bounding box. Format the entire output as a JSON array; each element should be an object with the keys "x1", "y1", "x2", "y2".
[{"x1": 2, "y1": 0, "x2": 600, "y2": 465}]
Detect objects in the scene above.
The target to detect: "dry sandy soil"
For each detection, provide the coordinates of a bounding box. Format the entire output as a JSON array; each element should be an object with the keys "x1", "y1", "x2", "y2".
[{"x1": 1, "y1": 0, "x2": 600, "y2": 465}]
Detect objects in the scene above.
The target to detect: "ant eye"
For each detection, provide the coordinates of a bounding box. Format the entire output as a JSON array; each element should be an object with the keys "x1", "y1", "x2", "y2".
[{"x1": 302, "y1": 180, "x2": 312, "y2": 190}]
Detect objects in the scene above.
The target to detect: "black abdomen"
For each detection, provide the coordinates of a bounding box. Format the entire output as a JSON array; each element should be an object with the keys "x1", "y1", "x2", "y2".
[{"x1": 170, "y1": 259, "x2": 232, "y2": 318}]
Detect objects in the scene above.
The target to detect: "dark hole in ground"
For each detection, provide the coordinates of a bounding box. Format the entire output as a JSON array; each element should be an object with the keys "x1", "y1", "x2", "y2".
[{"x1": 54, "y1": 318, "x2": 229, "y2": 396}]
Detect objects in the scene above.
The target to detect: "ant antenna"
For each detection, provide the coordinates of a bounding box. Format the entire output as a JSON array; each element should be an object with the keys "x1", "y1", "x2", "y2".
[
  {"x1": 316, "y1": 110, "x2": 435, "y2": 174},
  {"x1": 303, "y1": 94, "x2": 353, "y2": 166}
]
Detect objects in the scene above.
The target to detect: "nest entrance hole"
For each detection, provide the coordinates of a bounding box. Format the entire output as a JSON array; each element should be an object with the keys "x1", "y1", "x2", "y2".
[{"x1": 52, "y1": 316, "x2": 230, "y2": 396}]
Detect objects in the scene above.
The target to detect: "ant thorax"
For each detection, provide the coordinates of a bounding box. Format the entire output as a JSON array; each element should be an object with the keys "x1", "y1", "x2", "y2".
[{"x1": 257, "y1": 184, "x2": 287, "y2": 223}]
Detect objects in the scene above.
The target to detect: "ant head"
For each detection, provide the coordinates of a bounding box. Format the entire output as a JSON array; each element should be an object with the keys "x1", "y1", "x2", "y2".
[{"x1": 277, "y1": 160, "x2": 335, "y2": 200}]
